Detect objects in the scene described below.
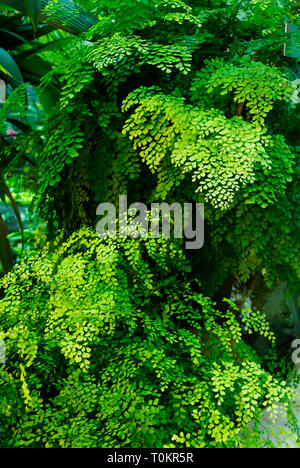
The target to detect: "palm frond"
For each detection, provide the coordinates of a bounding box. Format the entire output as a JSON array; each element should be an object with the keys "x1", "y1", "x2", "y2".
[{"x1": 0, "y1": 0, "x2": 97, "y2": 35}]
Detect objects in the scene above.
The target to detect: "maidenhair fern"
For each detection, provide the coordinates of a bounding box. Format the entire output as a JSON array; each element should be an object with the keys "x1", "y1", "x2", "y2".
[
  {"x1": 1, "y1": 0, "x2": 299, "y2": 449},
  {"x1": 0, "y1": 229, "x2": 293, "y2": 448},
  {"x1": 29, "y1": 0, "x2": 299, "y2": 299},
  {"x1": 191, "y1": 57, "x2": 294, "y2": 127}
]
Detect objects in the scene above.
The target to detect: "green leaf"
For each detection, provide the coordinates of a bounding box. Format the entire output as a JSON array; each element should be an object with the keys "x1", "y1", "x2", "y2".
[
  {"x1": 0, "y1": 48, "x2": 24, "y2": 88},
  {"x1": 23, "y1": 0, "x2": 41, "y2": 33},
  {"x1": 0, "y1": 0, "x2": 24, "y2": 11},
  {"x1": 0, "y1": 63, "x2": 13, "y2": 79}
]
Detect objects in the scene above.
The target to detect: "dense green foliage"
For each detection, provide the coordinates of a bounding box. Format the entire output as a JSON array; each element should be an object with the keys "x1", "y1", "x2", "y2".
[
  {"x1": 0, "y1": 0, "x2": 299, "y2": 448},
  {"x1": 0, "y1": 229, "x2": 292, "y2": 447}
]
